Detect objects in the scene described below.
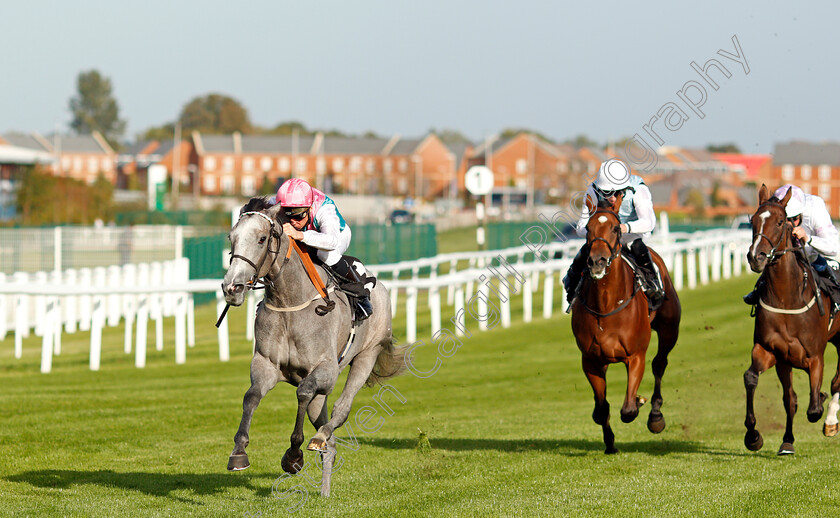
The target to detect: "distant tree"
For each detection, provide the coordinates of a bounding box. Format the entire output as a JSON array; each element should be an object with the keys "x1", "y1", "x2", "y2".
[
  {"x1": 429, "y1": 128, "x2": 472, "y2": 145},
  {"x1": 139, "y1": 123, "x2": 176, "y2": 141},
  {"x1": 686, "y1": 188, "x2": 707, "y2": 218},
  {"x1": 258, "y1": 174, "x2": 277, "y2": 196},
  {"x1": 267, "y1": 121, "x2": 313, "y2": 136},
  {"x1": 362, "y1": 130, "x2": 381, "y2": 139},
  {"x1": 179, "y1": 93, "x2": 252, "y2": 134},
  {"x1": 563, "y1": 134, "x2": 600, "y2": 149},
  {"x1": 706, "y1": 143, "x2": 741, "y2": 153},
  {"x1": 498, "y1": 127, "x2": 554, "y2": 143},
  {"x1": 16, "y1": 166, "x2": 114, "y2": 224},
  {"x1": 710, "y1": 181, "x2": 724, "y2": 207},
  {"x1": 68, "y1": 69, "x2": 126, "y2": 146}
]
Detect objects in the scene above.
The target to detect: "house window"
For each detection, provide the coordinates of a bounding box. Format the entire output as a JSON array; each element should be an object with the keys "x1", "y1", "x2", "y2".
[
  {"x1": 398, "y1": 159, "x2": 407, "y2": 172},
  {"x1": 241, "y1": 176, "x2": 256, "y2": 196},
  {"x1": 243, "y1": 157, "x2": 254, "y2": 172},
  {"x1": 383, "y1": 159, "x2": 392, "y2": 174},
  {"x1": 332, "y1": 158, "x2": 344, "y2": 172},
  {"x1": 204, "y1": 157, "x2": 217, "y2": 171},
  {"x1": 316, "y1": 158, "x2": 326, "y2": 175},
  {"x1": 820, "y1": 165, "x2": 831, "y2": 180},
  {"x1": 260, "y1": 157, "x2": 272, "y2": 172},
  {"x1": 223, "y1": 157, "x2": 234, "y2": 172},
  {"x1": 62, "y1": 157, "x2": 71, "y2": 172},
  {"x1": 221, "y1": 176, "x2": 235, "y2": 193},
  {"x1": 102, "y1": 158, "x2": 113, "y2": 172},
  {"x1": 397, "y1": 178, "x2": 408, "y2": 194},
  {"x1": 516, "y1": 159, "x2": 527, "y2": 174},
  {"x1": 279, "y1": 157, "x2": 290, "y2": 172},
  {"x1": 366, "y1": 159, "x2": 375, "y2": 174},
  {"x1": 296, "y1": 158, "x2": 307, "y2": 173},
  {"x1": 203, "y1": 176, "x2": 216, "y2": 192},
  {"x1": 802, "y1": 183, "x2": 811, "y2": 194},
  {"x1": 73, "y1": 157, "x2": 83, "y2": 173},
  {"x1": 801, "y1": 165, "x2": 812, "y2": 180},
  {"x1": 88, "y1": 157, "x2": 98, "y2": 172},
  {"x1": 781, "y1": 165, "x2": 794, "y2": 181},
  {"x1": 820, "y1": 184, "x2": 831, "y2": 200},
  {"x1": 349, "y1": 157, "x2": 362, "y2": 173}
]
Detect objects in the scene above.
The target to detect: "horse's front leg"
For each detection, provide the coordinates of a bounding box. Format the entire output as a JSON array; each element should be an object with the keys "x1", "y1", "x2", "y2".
[
  {"x1": 582, "y1": 357, "x2": 617, "y2": 454},
  {"x1": 228, "y1": 353, "x2": 279, "y2": 471},
  {"x1": 620, "y1": 353, "x2": 646, "y2": 423},
  {"x1": 282, "y1": 362, "x2": 338, "y2": 474},
  {"x1": 776, "y1": 362, "x2": 797, "y2": 455},
  {"x1": 744, "y1": 343, "x2": 775, "y2": 451},
  {"x1": 806, "y1": 355, "x2": 828, "y2": 423}
]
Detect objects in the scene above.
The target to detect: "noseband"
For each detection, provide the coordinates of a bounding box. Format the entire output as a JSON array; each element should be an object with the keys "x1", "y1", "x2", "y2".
[
  {"x1": 230, "y1": 211, "x2": 284, "y2": 289},
  {"x1": 588, "y1": 208, "x2": 622, "y2": 268}
]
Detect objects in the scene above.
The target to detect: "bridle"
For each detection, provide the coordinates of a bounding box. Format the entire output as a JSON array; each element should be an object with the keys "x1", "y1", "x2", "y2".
[
  {"x1": 587, "y1": 208, "x2": 622, "y2": 269},
  {"x1": 751, "y1": 201, "x2": 796, "y2": 265},
  {"x1": 230, "y1": 211, "x2": 284, "y2": 289}
]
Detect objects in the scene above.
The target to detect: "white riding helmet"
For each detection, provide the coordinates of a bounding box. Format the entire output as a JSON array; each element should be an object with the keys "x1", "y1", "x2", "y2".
[
  {"x1": 774, "y1": 184, "x2": 805, "y2": 218},
  {"x1": 594, "y1": 159, "x2": 631, "y2": 193}
]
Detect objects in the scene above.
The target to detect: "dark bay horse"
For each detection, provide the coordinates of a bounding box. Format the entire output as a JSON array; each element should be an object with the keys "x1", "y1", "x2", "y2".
[
  {"x1": 221, "y1": 197, "x2": 404, "y2": 496},
  {"x1": 744, "y1": 184, "x2": 840, "y2": 455},
  {"x1": 571, "y1": 194, "x2": 682, "y2": 453}
]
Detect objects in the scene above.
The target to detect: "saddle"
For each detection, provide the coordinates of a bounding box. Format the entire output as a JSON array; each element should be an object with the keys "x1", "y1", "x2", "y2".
[{"x1": 619, "y1": 249, "x2": 664, "y2": 312}]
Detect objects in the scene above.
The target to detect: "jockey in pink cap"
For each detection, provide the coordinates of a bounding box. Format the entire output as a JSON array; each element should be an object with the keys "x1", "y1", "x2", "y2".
[
  {"x1": 744, "y1": 184, "x2": 840, "y2": 307},
  {"x1": 276, "y1": 178, "x2": 373, "y2": 320}
]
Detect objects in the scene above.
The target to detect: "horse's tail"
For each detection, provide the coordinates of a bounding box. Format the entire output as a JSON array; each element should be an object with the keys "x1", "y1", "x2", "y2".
[{"x1": 365, "y1": 336, "x2": 408, "y2": 387}]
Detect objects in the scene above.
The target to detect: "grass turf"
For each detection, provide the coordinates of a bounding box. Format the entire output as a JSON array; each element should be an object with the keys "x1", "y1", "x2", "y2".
[{"x1": 2, "y1": 274, "x2": 840, "y2": 517}]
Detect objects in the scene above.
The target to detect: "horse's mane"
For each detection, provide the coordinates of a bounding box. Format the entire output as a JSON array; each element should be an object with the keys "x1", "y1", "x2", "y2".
[{"x1": 240, "y1": 196, "x2": 291, "y2": 224}]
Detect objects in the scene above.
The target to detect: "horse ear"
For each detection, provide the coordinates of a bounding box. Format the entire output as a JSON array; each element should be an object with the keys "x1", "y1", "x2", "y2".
[
  {"x1": 758, "y1": 184, "x2": 769, "y2": 205},
  {"x1": 585, "y1": 194, "x2": 595, "y2": 214},
  {"x1": 780, "y1": 185, "x2": 793, "y2": 207},
  {"x1": 613, "y1": 191, "x2": 625, "y2": 211},
  {"x1": 267, "y1": 203, "x2": 284, "y2": 222}
]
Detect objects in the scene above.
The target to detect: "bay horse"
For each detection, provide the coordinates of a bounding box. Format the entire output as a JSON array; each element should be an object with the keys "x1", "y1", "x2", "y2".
[
  {"x1": 571, "y1": 193, "x2": 681, "y2": 453},
  {"x1": 744, "y1": 184, "x2": 840, "y2": 455},
  {"x1": 221, "y1": 197, "x2": 404, "y2": 496}
]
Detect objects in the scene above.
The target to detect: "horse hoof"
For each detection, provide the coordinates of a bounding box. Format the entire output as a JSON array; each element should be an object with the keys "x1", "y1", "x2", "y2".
[
  {"x1": 227, "y1": 453, "x2": 250, "y2": 471},
  {"x1": 777, "y1": 442, "x2": 795, "y2": 455},
  {"x1": 744, "y1": 430, "x2": 763, "y2": 451},
  {"x1": 281, "y1": 449, "x2": 304, "y2": 474},
  {"x1": 824, "y1": 423, "x2": 839, "y2": 437},
  {"x1": 605, "y1": 446, "x2": 619, "y2": 454},
  {"x1": 307, "y1": 437, "x2": 327, "y2": 452},
  {"x1": 647, "y1": 413, "x2": 666, "y2": 434}
]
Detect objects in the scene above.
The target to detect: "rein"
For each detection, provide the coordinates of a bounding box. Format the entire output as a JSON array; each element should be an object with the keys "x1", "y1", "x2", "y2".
[
  {"x1": 752, "y1": 201, "x2": 797, "y2": 264},
  {"x1": 581, "y1": 254, "x2": 640, "y2": 318},
  {"x1": 216, "y1": 211, "x2": 336, "y2": 328}
]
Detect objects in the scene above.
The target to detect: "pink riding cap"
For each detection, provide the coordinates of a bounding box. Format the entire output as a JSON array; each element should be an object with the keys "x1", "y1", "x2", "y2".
[{"x1": 277, "y1": 178, "x2": 314, "y2": 207}]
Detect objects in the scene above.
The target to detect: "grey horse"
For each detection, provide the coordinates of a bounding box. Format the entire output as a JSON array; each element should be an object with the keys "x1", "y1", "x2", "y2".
[{"x1": 221, "y1": 197, "x2": 404, "y2": 497}]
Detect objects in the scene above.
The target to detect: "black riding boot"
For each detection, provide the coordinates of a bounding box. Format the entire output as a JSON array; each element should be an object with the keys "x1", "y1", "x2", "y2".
[
  {"x1": 331, "y1": 256, "x2": 373, "y2": 321},
  {"x1": 563, "y1": 243, "x2": 590, "y2": 306},
  {"x1": 743, "y1": 276, "x2": 764, "y2": 306},
  {"x1": 630, "y1": 239, "x2": 665, "y2": 311}
]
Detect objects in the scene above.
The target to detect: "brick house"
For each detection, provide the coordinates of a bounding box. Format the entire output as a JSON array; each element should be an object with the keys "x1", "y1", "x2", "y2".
[
  {"x1": 466, "y1": 133, "x2": 578, "y2": 204},
  {"x1": 771, "y1": 141, "x2": 840, "y2": 218},
  {"x1": 2, "y1": 131, "x2": 116, "y2": 184}
]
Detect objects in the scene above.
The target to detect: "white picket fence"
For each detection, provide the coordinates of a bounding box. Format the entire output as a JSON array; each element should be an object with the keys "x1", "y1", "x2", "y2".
[{"x1": 1, "y1": 227, "x2": 754, "y2": 374}]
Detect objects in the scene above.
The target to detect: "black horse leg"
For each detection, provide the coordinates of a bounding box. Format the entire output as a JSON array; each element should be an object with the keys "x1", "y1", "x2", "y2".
[
  {"x1": 282, "y1": 362, "x2": 339, "y2": 474},
  {"x1": 776, "y1": 362, "x2": 797, "y2": 455},
  {"x1": 744, "y1": 344, "x2": 775, "y2": 451},
  {"x1": 583, "y1": 358, "x2": 616, "y2": 454},
  {"x1": 229, "y1": 354, "x2": 279, "y2": 471},
  {"x1": 648, "y1": 315, "x2": 679, "y2": 433}
]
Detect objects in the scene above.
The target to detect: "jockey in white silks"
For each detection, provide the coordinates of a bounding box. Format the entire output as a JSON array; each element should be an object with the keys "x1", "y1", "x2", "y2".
[
  {"x1": 744, "y1": 184, "x2": 840, "y2": 306},
  {"x1": 562, "y1": 158, "x2": 665, "y2": 309},
  {"x1": 276, "y1": 178, "x2": 373, "y2": 320}
]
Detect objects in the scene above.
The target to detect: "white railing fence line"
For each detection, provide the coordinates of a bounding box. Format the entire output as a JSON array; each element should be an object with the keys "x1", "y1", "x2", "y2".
[{"x1": 1, "y1": 229, "x2": 754, "y2": 374}]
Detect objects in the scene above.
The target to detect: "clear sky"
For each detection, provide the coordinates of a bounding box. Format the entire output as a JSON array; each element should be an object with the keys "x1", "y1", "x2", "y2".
[{"x1": 1, "y1": 1, "x2": 836, "y2": 154}]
